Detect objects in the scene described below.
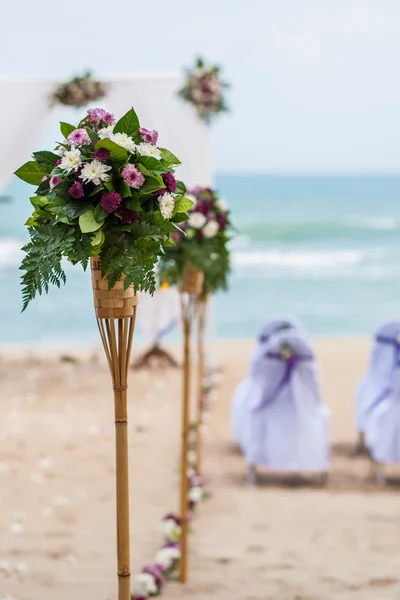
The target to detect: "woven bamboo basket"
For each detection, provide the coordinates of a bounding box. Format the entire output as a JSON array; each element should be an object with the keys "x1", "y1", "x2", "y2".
[
  {"x1": 180, "y1": 262, "x2": 204, "y2": 296},
  {"x1": 90, "y1": 257, "x2": 138, "y2": 319}
]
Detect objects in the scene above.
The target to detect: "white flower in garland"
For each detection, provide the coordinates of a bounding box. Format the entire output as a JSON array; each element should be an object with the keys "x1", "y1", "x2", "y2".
[
  {"x1": 217, "y1": 198, "x2": 228, "y2": 211},
  {"x1": 155, "y1": 546, "x2": 181, "y2": 569},
  {"x1": 188, "y1": 212, "x2": 206, "y2": 229},
  {"x1": 59, "y1": 147, "x2": 82, "y2": 173},
  {"x1": 134, "y1": 572, "x2": 158, "y2": 596},
  {"x1": 159, "y1": 193, "x2": 175, "y2": 220},
  {"x1": 189, "y1": 485, "x2": 204, "y2": 503},
  {"x1": 98, "y1": 125, "x2": 115, "y2": 140},
  {"x1": 163, "y1": 518, "x2": 181, "y2": 542},
  {"x1": 187, "y1": 450, "x2": 197, "y2": 465},
  {"x1": 55, "y1": 140, "x2": 68, "y2": 156},
  {"x1": 202, "y1": 220, "x2": 219, "y2": 238},
  {"x1": 136, "y1": 142, "x2": 162, "y2": 159},
  {"x1": 110, "y1": 132, "x2": 136, "y2": 153},
  {"x1": 80, "y1": 160, "x2": 112, "y2": 185}
]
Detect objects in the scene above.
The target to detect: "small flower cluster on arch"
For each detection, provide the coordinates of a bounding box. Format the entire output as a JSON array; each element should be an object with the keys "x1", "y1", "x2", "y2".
[{"x1": 179, "y1": 57, "x2": 229, "y2": 123}]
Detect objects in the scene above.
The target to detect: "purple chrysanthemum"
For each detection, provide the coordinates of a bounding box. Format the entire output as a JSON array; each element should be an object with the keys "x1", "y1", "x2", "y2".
[
  {"x1": 162, "y1": 172, "x2": 177, "y2": 193},
  {"x1": 101, "y1": 191, "x2": 122, "y2": 213},
  {"x1": 121, "y1": 164, "x2": 145, "y2": 189},
  {"x1": 87, "y1": 108, "x2": 115, "y2": 128},
  {"x1": 163, "y1": 513, "x2": 181, "y2": 526},
  {"x1": 102, "y1": 111, "x2": 115, "y2": 124},
  {"x1": 139, "y1": 127, "x2": 158, "y2": 145},
  {"x1": 171, "y1": 230, "x2": 182, "y2": 243},
  {"x1": 93, "y1": 148, "x2": 111, "y2": 161},
  {"x1": 50, "y1": 176, "x2": 63, "y2": 189},
  {"x1": 119, "y1": 206, "x2": 137, "y2": 224},
  {"x1": 69, "y1": 180, "x2": 85, "y2": 200},
  {"x1": 56, "y1": 159, "x2": 62, "y2": 166},
  {"x1": 142, "y1": 565, "x2": 165, "y2": 589},
  {"x1": 67, "y1": 128, "x2": 91, "y2": 147},
  {"x1": 163, "y1": 541, "x2": 180, "y2": 550},
  {"x1": 218, "y1": 212, "x2": 228, "y2": 230}
]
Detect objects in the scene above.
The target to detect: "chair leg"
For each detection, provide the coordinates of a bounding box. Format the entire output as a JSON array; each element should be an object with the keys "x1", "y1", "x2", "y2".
[{"x1": 246, "y1": 465, "x2": 257, "y2": 485}]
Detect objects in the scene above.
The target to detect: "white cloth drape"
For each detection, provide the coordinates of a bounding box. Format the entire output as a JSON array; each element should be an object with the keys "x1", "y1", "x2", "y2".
[{"x1": 137, "y1": 287, "x2": 181, "y2": 347}]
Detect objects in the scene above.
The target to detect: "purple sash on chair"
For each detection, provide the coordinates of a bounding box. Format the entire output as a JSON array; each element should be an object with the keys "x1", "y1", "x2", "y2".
[
  {"x1": 366, "y1": 335, "x2": 400, "y2": 416},
  {"x1": 252, "y1": 351, "x2": 313, "y2": 412}
]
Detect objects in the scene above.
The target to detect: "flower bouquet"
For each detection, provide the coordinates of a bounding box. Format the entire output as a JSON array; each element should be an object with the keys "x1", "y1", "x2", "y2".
[
  {"x1": 158, "y1": 186, "x2": 232, "y2": 298},
  {"x1": 15, "y1": 107, "x2": 194, "y2": 311},
  {"x1": 51, "y1": 71, "x2": 108, "y2": 107},
  {"x1": 178, "y1": 57, "x2": 229, "y2": 123}
]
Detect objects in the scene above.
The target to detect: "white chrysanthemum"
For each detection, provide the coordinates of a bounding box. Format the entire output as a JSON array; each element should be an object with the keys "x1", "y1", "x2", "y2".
[
  {"x1": 188, "y1": 212, "x2": 206, "y2": 229},
  {"x1": 159, "y1": 193, "x2": 175, "y2": 220},
  {"x1": 55, "y1": 140, "x2": 68, "y2": 156},
  {"x1": 210, "y1": 253, "x2": 218, "y2": 260},
  {"x1": 135, "y1": 572, "x2": 157, "y2": 596},
  {"x1": 154, "y1": 546, "x2": 180, "y2": 569},
  {"x1": 187, "y1": 466, "x2": 196, "y2": 478},
  {"x1": 80, "y1": 160, "x2": 112, "y2": 185},
  {"x1": 217, "y1": 198, "x2": 228, "y2": 211},
  {"x1": 187, "y1": 450, "x2": 197, "y2": 465},
  {"x1": 163, "y1": 518, "x2": 181, "y2": 542},
  {"x1": 189, "y1": 486, "x2": 204, "y2": 503},
  {"x1": 202, "y1": 220, "x2": 219, "y2": 238},
  {"x1": 110, "y1": 132, "x2": 136, "y2": 152},
  {"x1": 59, "y1": 147, "x2": 82, "y2": 173},
  {"x1": 98, "y1": 125, "x2": 115, "y2": 140},
  {"x1": 136, "y1": 142, "x2": 162, "y2": 159}
]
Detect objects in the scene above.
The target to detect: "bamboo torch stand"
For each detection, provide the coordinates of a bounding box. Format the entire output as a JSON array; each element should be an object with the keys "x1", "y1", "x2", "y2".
[
  {"x1": 179, "y1": 264, "x2": 204, "y2": 584},
  {"x1": 91, "y1": 257, "x2": 137, "y2": 600},
  {"x1": 195, "y1": 297, "x2": 207, "y2": 475}
]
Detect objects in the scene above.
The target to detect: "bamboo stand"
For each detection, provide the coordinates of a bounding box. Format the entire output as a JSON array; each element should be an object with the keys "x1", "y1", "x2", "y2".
[
  {"x1": 91, "y1": 257, "x2": 137, "y2": 600},
  {"x1": 179, "y1": 264, "x2": 204, "y2": 584},
  {"x1": 195, "y1": 297, "x2": 207, "y2": 475}
]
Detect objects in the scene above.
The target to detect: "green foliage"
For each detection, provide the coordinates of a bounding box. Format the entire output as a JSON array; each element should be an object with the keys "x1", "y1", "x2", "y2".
[
  {"x1": 60, "y1": 122, "x2": 76, "y2": 138},
  {"x1": 14, "y1": 161, "x2": 47, "y2": 185},
  {"x1": 113, "y1": 107, "x2": 140, "y2": 141}
]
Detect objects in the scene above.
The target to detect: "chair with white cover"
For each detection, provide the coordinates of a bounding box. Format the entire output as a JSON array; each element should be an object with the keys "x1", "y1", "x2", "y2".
[
  {"x1": 234, "y1": 330, "x2": 330, "y2": 484},
  {"x1": 362, "y1": 323, "x2": 400, "y2": 484},
  {"x1": 232, "y1": 315, "x2": 306, "y2": 444},
  {"x1": 356, "y1": 319, "x2": 400, "y2": 454}
]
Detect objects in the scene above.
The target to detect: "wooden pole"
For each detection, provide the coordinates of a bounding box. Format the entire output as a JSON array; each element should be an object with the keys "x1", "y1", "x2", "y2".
[
  {"x1": 179, "y1": 294, "x2": 193, "y2": 584},
  {"x1": 195, "y1": 298, "x2": 207, "y2": 475}
]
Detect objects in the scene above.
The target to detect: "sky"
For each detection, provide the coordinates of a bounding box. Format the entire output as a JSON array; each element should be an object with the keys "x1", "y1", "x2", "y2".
[{"x1": 1, "y1": 0, "x2": 400, "y2": 173}]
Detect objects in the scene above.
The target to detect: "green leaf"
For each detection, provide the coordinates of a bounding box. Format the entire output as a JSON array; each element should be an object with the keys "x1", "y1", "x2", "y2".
[
  {"x1": 113, "y1": 107, "x2": 140, "y2": 141},
  {"x1": 171, "y1": 212, "x2": 188, "y2": 223},
  {"x1": 124, "y1": 196, "x2": 142, "y2": 211},
  {"x1": 104, "y1": 173, "x2": 115, "y2": 192},
  {"x1": 79, "y1": 206, "x2": 103, "y2": 233},
  {"x1": 137, "y1": 156, "x2": 164, "y2": 174},
  {"x1": 95, "y1": 139, "x2": 128, "y2": 163},
  {"x1": 47, "y1": 196, "x2": 67, "y2": 215},
  {"x1": 15, "y1": 161, "x2": 47, "y2": 185},
  {"x1": 136, "y1": 164, "x2": 151, "y2": 177},
  {"x1": 119, "y1": 180, "x2": 132, "y2": 199},
  {"x1": 65, "y1": 200, "x2": 92, "y2": 220},
  {"x1": 176, "y1": 180, "x2": 186, "y2": 195},
  {"x1": 88, "y1": 184, "x2": 105, "y2": 197},
  {"x1": 85, "y1": 126, "x2": 99, "y2": 144},
  {"x1": 33, "y1": 151, "x2": 60, "y2": 170},
  {"x1": 173, "y1": 196, "x2": 194, "y2": 215},
  {"x1": 159, "y1": 147, "x2": 181, "y2": 166},
  {"x1": 94, "y1": 203, "x2": 108, "y2": 222},
  {"x1": 91, "y1": 228, "x2": 105, "y2": 246},
  {"x1": 140, "y1": 176, "x2": 165, "y2": 195},
  {"x1": 30, "y1": 195, "x2": 49, "y2": 209},
  {"x1": 60, "y1": 122, "x2": 75, "y2": 138}
]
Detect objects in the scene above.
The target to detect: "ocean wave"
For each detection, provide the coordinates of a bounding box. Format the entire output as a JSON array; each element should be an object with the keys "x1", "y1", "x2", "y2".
[
  {"x1": 239, "y1": 217, "x2": 400, "y2": 242},
  {"x1": 0, "y1": 238, "x2": 23, "y2": 270}
]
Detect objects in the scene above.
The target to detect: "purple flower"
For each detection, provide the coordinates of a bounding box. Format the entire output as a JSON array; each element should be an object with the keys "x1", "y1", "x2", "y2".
[
  {"x1": 171, "y1": 230, "x2": 182, "y2": 243},
  {"x1": 188, "y1": 185, "x2": 202, "y2": 198},
  {"x1": 163, "y1": 541, "x2": 180, "y2": 550},
  {"x1": 121, "y1": 164, "x2": 145, "y2": 189},
  {"x1": 67, "y1": 128, "x2": 91, "y2": 147},
  {"x1": 69, "y1": 180, "x2": 85, "y2": 200},
  {"x1": 101, "y1": 191, "x2": 122, "y2": 213},
  {"x1": 50, "y1": 176, "x2": 63, "y2": 189},
  {"x1": 139, "y1": 127, "x2": 158, "y2": 145},
  {"x1": 56, "y1": 159, "x2": 62, "y2": 166},
  {"x1": 163, "y1": 513, "x2": 181, "y2": 526},
  {"x1": 87, "y1": 108, "x2": 115, "y2": 128},
  {"x1": 93, "y1": 148, "x2": 111, "y2": 161},
  {"x1": 119, "y1": 206, "x2": 137, "y2": 224},
  {"x1": 162, "y1": 172, "x2": 177, "y2": 193},
  {"x1": 131, "y1": 597, "x2": 146, "y2": 600},
  {"x1": 143, "y1": 565, "x2": 165, "y2": 589},
  {"x1": 218, "y1": 212, "x2": 228, "y2": 230},
  {"x1": 102, "y1": 111, "x2": 115, "y2": 124}
]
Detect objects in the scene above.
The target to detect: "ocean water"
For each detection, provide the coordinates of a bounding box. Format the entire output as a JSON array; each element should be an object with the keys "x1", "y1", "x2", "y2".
[{"x1": 1, "y1": 174, "x2": 400, "y2": 344}]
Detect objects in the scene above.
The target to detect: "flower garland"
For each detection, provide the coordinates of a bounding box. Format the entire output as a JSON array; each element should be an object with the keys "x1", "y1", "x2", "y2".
[
  {"x1": 158, "y1": 186, "x2": 232, "y2": 298},
  {"x1": 130, "y1": 370, "x2": 220, "y2": 599},
  {"x1": 51, "y1": 72, "x2": 108, "y2": 108},
  {"x1": 14, "y1": 107, "x2": 194, "y2": 310},
  {"x1": 178, "y1": 58, "x2": 229, "y2": 123}
]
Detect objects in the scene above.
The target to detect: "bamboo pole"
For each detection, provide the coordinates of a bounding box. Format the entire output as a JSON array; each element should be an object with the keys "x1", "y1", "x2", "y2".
[
  {"x1": 91, "y1": 258, "x2": 137, "y2": 600},
  {"x1": 195, "y1": 297, "x2": 207, "y2": 475}
]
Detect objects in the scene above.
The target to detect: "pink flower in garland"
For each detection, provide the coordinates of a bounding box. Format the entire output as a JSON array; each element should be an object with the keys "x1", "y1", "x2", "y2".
[
  {"x1": 50, "y1": 176, "x2": 63, "y2": 189},
  {"x1": 87, "y1": 108, "x2": 116, "y2": 128},
  {"x1": 218, "y1": 211, "x2": 228, "y2": 230},
  {"x1": 139, "y1": 127, "x2": 158, "y2": 145},
  {"x1": 69, "y1": 180, "x2": 85, "y2": 199},
  {"x1": 67, "y1": 128, "x2": 91, "y2": 147},
  {"x1": 171, "y1": 230, "x2": 182, "y2": 243},
  {"x1": 119, "y1": 206, "x2": 137, "y2": 224},
  {"x1": 93, "y1": 148, "x2": 111, "y2": 161},
  {"x1": 121, "y1": 164, "x2": 145, "y2": 189},
  {"x1": 101, "y1": 191, "x2": 122, "y2": 213},
  {"x1": 142, "y1": 565, "x2": 165, "y2": 590}
]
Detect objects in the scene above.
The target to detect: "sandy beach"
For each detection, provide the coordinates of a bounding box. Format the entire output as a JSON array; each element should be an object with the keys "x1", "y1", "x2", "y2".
[{"x1": 1, "y1": 337, "x2": 400, "y2": 600}]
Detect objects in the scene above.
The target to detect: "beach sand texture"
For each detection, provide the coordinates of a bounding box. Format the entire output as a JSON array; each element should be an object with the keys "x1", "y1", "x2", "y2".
[{"x1": 1, "y1": 338, "x2": 400, "y2": 600}]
